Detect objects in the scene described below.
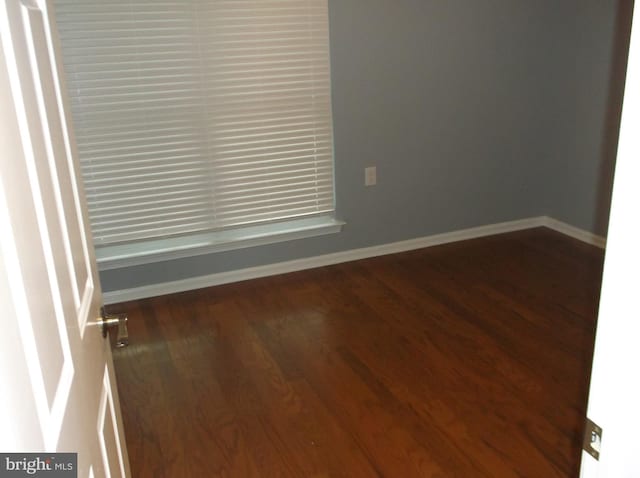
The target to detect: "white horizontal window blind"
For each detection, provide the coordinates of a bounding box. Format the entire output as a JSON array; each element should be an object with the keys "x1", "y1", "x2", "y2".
[{"x1": 54, "y1": 0, "x2": 335, "y2": 246}]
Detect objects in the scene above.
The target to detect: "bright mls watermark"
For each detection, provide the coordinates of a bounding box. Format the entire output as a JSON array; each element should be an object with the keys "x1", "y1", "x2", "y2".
[{"x1": 0, "y1": 454, "x2": 76, "y2": 477}]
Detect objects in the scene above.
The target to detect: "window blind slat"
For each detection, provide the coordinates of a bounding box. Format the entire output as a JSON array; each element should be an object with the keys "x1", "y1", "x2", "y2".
[{"x1": 55, "y1": 0, "x2": 335, "y2": 245}]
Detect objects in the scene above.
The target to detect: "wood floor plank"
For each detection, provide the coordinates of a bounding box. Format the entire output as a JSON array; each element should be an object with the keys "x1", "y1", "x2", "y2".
[
  {"x1": 270, "y1": 264, "x2": 563, "y2": 476},
  {"x1": 111, "y1": 227, "x2": 603, "y2": 477}
]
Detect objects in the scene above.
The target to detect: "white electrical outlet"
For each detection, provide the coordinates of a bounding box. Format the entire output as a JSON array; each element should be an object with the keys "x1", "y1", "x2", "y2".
[{"x1": 365, "y1": 166, "x2": 377, "y2": 186}]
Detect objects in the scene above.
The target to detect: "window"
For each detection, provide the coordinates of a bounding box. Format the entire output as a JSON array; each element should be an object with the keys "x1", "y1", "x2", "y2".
[{"x1": 54, "y1": 0, "x2": 338, "y2": 266}]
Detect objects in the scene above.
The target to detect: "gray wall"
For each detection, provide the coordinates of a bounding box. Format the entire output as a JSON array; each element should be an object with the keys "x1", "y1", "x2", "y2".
[
  {"x1": 100, "y1": 0, "x2": 627, "y2": 293},
  {"x1": 541, "y1": 0, "x2": 632, "y2": 236}
]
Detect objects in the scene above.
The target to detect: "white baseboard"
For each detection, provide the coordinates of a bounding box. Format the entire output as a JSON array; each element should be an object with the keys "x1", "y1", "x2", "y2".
[
  {"x1": 103, "y1": 216, "x2": 605, "y2": 304},
  {"x1": 541, "y1": 217, "x2": 607, "y2": 248}
]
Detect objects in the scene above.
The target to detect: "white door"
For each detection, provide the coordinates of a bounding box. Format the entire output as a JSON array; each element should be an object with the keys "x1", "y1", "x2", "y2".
[
  {"x1": 579, "y1": 3, "x2": 640, "y2": 477},
  {"x1": 0, "y1": 0, "x2": 130, "y2": 476}
]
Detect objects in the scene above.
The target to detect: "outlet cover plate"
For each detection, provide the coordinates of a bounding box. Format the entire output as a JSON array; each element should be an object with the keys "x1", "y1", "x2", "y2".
[{"x1": 365, "y1": 166, "x2": 376, "y2": 186}]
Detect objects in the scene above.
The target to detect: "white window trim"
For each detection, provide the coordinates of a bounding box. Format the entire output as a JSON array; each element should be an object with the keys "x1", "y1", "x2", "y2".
[{"x1": 96, "y1": 215, "x2": 344, "y2": 271}]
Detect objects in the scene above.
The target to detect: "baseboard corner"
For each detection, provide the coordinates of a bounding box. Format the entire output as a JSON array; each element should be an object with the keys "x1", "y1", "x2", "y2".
[{"x1": 541, "y1": 216, "x2": 607, "y2": 249}]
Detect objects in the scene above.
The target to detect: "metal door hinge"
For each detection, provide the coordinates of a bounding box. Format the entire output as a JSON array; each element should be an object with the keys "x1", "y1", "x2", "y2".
[{"x1": 583, "y1": 417, "x2": 603, "y2": 460}]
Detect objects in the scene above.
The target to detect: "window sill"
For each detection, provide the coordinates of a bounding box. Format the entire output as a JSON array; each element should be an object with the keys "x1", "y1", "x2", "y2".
[{"x1": 95, "y1": 216, "x2": 345, "y2": 271}]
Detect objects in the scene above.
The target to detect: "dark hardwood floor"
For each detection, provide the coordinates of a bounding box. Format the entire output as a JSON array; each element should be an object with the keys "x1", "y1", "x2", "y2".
[{"x1": 110, "y1": 227, "x2": 604, "y2": 477}]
